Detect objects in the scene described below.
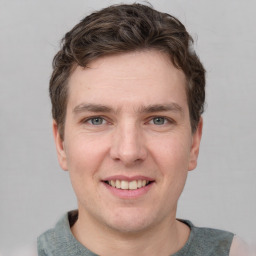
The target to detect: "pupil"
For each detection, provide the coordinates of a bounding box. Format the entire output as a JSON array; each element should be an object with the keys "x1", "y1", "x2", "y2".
[
  {"x1": 153, "y1": 117, "x2": 164, "y2": 125},
  {"x1": 92, "y1": 117, "x2": 102, "y2": 125}
]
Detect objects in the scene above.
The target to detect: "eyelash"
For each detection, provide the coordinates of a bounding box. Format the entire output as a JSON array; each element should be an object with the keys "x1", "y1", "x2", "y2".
[
  {"x1": 148, "y1": 116, "x2": 173, "y2": 125},
  {"x1": 83, "y1": 116, "x2": 108, "y2": 125},
  {"x1": 82, "y1": 116, "x2": 174, "y2": 126}
]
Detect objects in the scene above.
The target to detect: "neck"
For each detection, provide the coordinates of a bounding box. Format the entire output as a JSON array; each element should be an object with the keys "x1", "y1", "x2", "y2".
[{"x1": 71, "y1": 209, "x2": 190, "y2": 256}]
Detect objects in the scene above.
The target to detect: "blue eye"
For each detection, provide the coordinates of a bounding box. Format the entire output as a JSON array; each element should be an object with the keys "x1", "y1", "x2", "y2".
[
  {"x1": 88, "y1": 117, "x2": 105, "y2": 125},
  {"x1": 152, "y1": 117, "x2": 166, "y2": 125}
]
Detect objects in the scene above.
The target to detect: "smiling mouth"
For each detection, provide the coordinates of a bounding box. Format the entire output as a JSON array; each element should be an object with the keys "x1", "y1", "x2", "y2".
[{"x1": 104, "y1": 180, "x2": 153, "y2": 190}]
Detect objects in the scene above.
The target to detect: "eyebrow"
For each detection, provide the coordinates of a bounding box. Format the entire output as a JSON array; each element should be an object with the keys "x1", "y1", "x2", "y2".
[
  {"x1": 73, "y1": 103, "x2": 183, "y2": 115},
  {"x1": 139, "y1": 103, "x2": 183, "y2": 114},
  {"x1": 73, "y1": 104, "x2": 112, "y2": 114}
]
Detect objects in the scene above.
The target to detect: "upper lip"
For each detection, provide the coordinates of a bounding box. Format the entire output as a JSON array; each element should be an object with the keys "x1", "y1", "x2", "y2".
[{"x1": 102, "y1": 175, "x2": 155, "y2": 182}]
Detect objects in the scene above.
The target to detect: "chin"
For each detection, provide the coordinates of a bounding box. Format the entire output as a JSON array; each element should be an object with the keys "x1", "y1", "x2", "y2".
[
  {"x1": 104, "y1": 208, "x2": 157, "y2": 234},
  {"x1": 108, "y1": 219, "x2": 150, "y2": 234}
]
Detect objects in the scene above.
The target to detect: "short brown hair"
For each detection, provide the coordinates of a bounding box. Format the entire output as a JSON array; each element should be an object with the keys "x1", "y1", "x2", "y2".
[{"x1": 50, "y1": 3, "x2": 205, "y2": 139}]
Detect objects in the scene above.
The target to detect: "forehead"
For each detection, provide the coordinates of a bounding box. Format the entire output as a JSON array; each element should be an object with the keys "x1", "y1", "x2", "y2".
[{"x1": 67, "y1": 50, "x2": 188, "y2": 112}]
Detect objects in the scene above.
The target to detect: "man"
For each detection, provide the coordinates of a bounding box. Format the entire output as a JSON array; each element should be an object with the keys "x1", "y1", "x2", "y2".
[{"x1": 38, "y1": 3, "x2": 252, "y2": 256}]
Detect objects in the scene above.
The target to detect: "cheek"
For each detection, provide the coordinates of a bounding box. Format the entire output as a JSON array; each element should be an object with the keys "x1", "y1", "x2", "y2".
[
  {"x1": 65, "y1": 137, "x2": 102, "y2": 173},
  {"x1": 64, "y1": 132, "x2": 112, "y2": 182},
  {"x1": 150, "y1": 134, "x2": 192, "y2": 173},
  {"x1": 160, "y1": 139, "x2": 190, "y2": 194},
  {"x1": 64, "y1": 138, "x2": 106, "y2": 201}
]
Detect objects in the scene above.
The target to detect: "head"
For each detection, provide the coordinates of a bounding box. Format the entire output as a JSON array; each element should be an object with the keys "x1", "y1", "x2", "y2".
[
  {"x1": 50, "y1": 3, "x2": 205, "y2": 140},
  {"x1": 50, "y1": 3, "x2": 206, "y2": 241}
]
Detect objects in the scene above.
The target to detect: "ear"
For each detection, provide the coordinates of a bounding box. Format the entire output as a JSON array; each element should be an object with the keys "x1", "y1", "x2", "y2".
[
  {"x1": 188, "y1": 117, "x2": 203, "y2": 171},
  {"x1": 52, "y1": 120, "x2": 68, "y2": 171}
]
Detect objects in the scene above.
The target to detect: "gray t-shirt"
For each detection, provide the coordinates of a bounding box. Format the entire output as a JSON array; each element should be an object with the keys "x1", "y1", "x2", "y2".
[{"x1": 37, "y1": 211, "x2": 234, "y2": 256}]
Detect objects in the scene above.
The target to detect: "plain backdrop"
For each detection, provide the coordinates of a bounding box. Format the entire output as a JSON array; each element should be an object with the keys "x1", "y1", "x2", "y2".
[{"x1": 1, "y1": 0, "x2": 256, "y2": 254}]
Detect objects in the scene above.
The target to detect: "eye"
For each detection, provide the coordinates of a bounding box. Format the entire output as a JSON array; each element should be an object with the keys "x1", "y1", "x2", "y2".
[
  {"x1": 150, "y1": 117, "x2": 168, "y2": 125},
  {"x1": 87, "y1": 117, "x2": 106, "y2": 125}
]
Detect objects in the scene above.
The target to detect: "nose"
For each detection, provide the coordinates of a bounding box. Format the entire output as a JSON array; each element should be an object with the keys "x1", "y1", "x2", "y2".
[{"x1": 110, "y1": 122, "x2": 147, "y2": 166}]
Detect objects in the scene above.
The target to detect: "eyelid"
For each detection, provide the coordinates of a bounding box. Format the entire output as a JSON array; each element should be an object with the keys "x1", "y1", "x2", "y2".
[
  {"x1": 147, "y1": 116, "x2": 175, "y2": 125},
  {"x1": 80, "y1": 115, "x2": 175, "y2": 126},
  {"x1": 82, "y1": 115, "x2": 108, "y2": 125}
]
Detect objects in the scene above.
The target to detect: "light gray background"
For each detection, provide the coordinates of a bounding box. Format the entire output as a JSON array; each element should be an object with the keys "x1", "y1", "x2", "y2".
[{"x1": 1, "y1": 0, "x2": 255, "y2": 254}]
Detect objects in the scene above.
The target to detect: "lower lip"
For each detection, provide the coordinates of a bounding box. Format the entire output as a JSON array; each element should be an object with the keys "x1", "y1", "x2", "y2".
[{"x1": 102, "y1": 182, "x2": 154, "y2": 199}]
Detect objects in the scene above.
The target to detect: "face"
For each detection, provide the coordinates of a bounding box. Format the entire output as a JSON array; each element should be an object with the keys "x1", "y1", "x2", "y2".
[{"x1": 53, "y1": 50, "x2": 202, "y2": 234}]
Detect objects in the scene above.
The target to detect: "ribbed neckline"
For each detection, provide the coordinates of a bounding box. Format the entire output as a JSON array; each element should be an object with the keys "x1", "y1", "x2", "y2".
[
  {"x1": 47, "y1": 211, "x2": 233, "y2": 256},
  {"x1": 54, "y1": 211, "x2": 196, "y2": 256}
]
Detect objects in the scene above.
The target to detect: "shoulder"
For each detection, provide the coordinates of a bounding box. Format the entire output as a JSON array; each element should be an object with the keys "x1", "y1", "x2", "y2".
[
  {"x1": 193, "y1": 224, "x2": 234, "y2": 242},
  {"x1": 194, "y1": 225, "x2": 234, "y2": 255},
  {"x1": 176, "y1": 220, "x2": 234, "y2": 256},
  {"x1": 37, "y1": 212, "x2": 71, "y2": 256},
  {"x1": 37, "y1": 225, "x2": 57, "y2": 255},
  {"x1": 37, "y1": 211, "x2": 95, "y2": 256}
]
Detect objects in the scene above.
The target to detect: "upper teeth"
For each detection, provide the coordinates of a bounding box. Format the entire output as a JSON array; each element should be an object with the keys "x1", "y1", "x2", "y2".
[{"x1": 107, "y1": 180, "x2": 149, "y2": 190}]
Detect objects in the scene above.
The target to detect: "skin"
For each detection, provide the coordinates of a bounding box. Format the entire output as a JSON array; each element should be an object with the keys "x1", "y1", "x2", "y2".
[{"x1": 53, "y1": 50, "x2": 203, "y2": 256}]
